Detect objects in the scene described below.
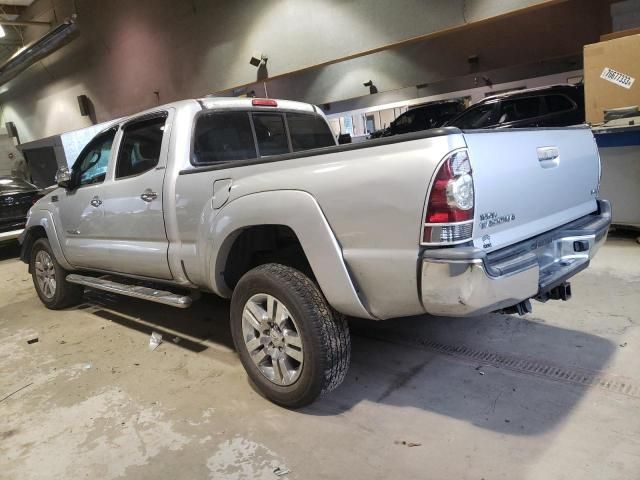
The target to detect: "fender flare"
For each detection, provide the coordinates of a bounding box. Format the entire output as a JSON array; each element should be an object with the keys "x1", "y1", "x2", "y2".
[
  {"x1": 21, "y1": 209, "x2": 73, "y2": 271},
  {"x1": 206, "y1": 190, "x2": 374, "y2": 319}
]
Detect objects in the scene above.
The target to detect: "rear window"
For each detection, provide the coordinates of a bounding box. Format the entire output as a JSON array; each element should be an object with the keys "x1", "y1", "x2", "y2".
[
  {"x1": 252, "y1": 113, "x2": 289, "y2": 156},
  {"x1": 193, "y1": 112, "x2": 257, "y2": 165},
  {"x1": 287, "y1": 113, "x2": 335, "y2": 151},
  {"x1": 192, "y1": 110, "x2": 336, "y2": 166}
]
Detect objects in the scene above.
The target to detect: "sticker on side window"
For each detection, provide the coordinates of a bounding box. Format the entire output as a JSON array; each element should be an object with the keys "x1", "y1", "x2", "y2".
[{"x1": 600, "y1": 67, "x2": 635, "y2": 89}]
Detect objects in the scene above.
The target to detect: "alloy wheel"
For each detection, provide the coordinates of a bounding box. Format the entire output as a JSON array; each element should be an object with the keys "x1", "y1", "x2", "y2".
[
  {"x1": 241, "y1": 293, "x2": 304, "y2": 386},
  {"x1": 34, "y1": 250, "x2": 56, "y2": 299}
]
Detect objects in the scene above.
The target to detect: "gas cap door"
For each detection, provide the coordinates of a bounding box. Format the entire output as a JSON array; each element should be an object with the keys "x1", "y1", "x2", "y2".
[{"x1": 212, "y1": 179, "x2": 232, "y2": 209}]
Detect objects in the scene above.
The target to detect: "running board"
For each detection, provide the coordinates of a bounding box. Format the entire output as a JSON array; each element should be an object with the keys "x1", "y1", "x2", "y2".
[{"x1": 66, "y1": 274, "x2": 194, "y2": 309}]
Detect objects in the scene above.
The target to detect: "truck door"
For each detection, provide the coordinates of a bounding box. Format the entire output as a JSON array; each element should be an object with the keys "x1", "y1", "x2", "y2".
[
  {"x1": 96, "y1": 111, "x2": 173, "y2": 279},
  {"x1": 54, "y1": 127, "x2": 118, "y2": 268}
]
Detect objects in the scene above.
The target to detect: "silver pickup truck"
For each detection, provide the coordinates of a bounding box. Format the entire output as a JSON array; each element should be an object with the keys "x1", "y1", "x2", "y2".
[{"x1": 20, "y1": 97, "x2": 611, "y2": 407}]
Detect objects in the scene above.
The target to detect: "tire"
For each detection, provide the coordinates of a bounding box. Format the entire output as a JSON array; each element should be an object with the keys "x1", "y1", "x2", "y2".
[
  {"x1": 30, "y1": 238, "x2": 84, "y2": 310},
  {"x1": 230, "y1": 263, "x2": 350, "y2": 408}
]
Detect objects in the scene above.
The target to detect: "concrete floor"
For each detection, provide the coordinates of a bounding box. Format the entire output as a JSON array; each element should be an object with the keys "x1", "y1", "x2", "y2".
[{"x1": 1, "y1": 234, "x2": 639, "y2": 480}]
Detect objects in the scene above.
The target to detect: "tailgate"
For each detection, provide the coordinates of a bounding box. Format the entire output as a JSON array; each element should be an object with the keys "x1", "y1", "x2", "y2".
[{"x1": 464, "y1": 127, "x2": 601, "y2": 251}]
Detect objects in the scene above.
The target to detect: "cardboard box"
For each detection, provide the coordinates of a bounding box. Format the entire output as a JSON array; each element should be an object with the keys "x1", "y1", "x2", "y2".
[{"x1": 584, "y1": 34, "x2": 640, "y2": 124}]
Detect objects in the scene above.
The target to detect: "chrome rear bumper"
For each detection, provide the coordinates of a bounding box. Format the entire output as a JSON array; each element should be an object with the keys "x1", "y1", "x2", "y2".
[{"x1": 420, "y1": 200, "x2": 611, "y2": 317}]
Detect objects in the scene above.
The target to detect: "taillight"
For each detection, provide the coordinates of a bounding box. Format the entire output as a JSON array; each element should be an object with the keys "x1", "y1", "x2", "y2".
[
  {"x1": 252, "y1": 98, "x2": 277, "y2": 107},
  {"x1": 422, "y1": 149, "x2": 474, "y2": 244}
]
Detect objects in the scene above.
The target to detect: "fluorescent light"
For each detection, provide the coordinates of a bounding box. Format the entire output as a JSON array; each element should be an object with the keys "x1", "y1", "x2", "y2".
[{"x1": 0, "y1": 25, "x2": 5, "y2": 39}]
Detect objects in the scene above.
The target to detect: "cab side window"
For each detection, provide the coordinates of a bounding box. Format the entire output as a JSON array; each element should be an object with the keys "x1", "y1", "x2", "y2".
[
  {"x1": 116, "y1": 115, "x2": 167, "y2": 179},
  {"x1": 74, "y1": 129, "x2": 117, "y2": 187}
]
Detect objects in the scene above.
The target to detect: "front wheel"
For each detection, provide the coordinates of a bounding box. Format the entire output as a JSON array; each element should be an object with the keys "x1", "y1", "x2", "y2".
[
  {"x1": 230, "y1": 263, "x2": 350, "y2": 408},
  {"x1": 30, "y1": 238, "x2": 84, "y2": 309}
]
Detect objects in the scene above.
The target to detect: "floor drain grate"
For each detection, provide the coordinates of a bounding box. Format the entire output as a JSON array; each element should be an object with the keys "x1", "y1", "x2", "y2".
[{"x1": 353, "y1": 329, "x2": 640, "y2": 399}]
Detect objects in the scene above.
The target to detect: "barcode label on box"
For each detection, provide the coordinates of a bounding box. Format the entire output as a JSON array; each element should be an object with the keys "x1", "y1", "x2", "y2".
[{"x1": 601, "y1": 67, "x2": 635, "y2": 89}]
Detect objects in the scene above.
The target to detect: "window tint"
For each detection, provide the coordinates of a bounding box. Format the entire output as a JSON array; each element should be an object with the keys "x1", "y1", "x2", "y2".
[
  {"x1": 545, "y1": 95, "x2": 574, "y2": 113},
  {"x1": 116, "y1": 116, "x2": 166, "y2": 179},
  {"x1": 253, "y1": 113, "x2": 289, "y2": 156},
  {"x1": 450, "y1": 103, "x2": 498, "y2": 129},
  {"x1": 193, "y1": 112, "x2": 256, "y2": 165},
  {"x1": 287, "y1": 114, "x2": 335, "y2": 152},
  {"x1": 394, "y1": 111, "x2": 411, "y2": 127},
  {"x1": 75, "y1": 129, "x2": 116, "y2": 186},
  {"x1": 406, "y1": 110, "x2": 427, "y2": 130},
  {"x1": 499, "y1": 97, "x2": 543, "y2": 124}
]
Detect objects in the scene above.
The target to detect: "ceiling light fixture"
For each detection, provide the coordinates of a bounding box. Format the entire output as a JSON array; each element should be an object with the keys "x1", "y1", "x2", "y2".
[{"x1": 0, "y1": 25, "x2": 5, "y2": 39}]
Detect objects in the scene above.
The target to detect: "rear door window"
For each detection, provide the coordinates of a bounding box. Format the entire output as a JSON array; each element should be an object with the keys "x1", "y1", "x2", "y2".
[
  {"x1": 252, "y1": 113, "x2": 290, "y2": 156},
  {"x1": 116, "y1": 115, "x2": 166, "y2": 179},
  {"x1": 193, "y1": 112, "x2": 257, "y2": 165},
  {"x1": 287, "y1": 113, "x2": 335, "y2": 151}
]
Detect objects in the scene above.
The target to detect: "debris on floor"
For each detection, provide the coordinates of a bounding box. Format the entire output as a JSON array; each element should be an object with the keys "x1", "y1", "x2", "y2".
[
  {"x1": 27, "y1": 337, "x2": 39, "y2": 344},
  {"x1": 394, "y1": 440, "x2": 422, "y2": 447},
  {"x1": 83, "y1": 362, "x2": 92, "y2": 370},
  {"x1": 172, "y1": 336, "x2": 181, "y2": 344},
  {"x1": 273, "y1": 466, "x2": 290, "y2": 476},
  {"x1": 149, "y1": 332, "x2": 163, "y2": 351},
  {"x1": 0, "y1": 382, "x2": 34, "y2": 403}
]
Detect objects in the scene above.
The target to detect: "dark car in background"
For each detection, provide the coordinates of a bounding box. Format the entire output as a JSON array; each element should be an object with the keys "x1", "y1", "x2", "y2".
[
  {"x1": 0, "y1": 177, "x2": 43, "y2": 244},
  {"x1": 445, "y1": 84, "x2": 585, "y2": 129},
  {"x1": 369, "y1": 99, "x2": 465, "y2": 138}
]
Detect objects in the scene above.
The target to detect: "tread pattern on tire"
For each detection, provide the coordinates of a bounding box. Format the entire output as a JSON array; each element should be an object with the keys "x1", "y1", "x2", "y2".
[{"x1": 254, "y1": 263, "x2": 351, "y2": 394}]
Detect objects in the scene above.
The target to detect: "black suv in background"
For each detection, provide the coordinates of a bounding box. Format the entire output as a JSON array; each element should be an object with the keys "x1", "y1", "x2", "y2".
[
  {"x1": 0, "y1": 177, "x2": 43, "y2": 244},
  {"x1": 369, "y1": 99, "x2": 465, "y2": 138},
  {"x1": 445, "y1": 84, "x2": 585, "y2": 129}
]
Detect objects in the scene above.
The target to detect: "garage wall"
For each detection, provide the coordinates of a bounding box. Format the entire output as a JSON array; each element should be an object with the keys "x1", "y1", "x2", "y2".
[
  {"x1": 249, "y1": 0, "x2": 604, "y2": 109},
  {"x1": 0, "y1": 133, "x2": 26, "y2": 178},
  {"x1": 0, "y1": 0, "x2": 569, "y2": 142}
]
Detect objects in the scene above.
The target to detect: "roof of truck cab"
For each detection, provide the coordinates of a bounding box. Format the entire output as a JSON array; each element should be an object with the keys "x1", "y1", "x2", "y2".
[
  {"x1": 98, "y1": 98, "x2": 321, "y2": 136},
  {"x1": 198, "y1": 97, "x2": 318, "y2": 113}
]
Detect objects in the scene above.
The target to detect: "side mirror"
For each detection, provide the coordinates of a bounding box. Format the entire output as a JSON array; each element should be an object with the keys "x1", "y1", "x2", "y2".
[{"x1": 55, "y1": 166, "x2": 72, "y2": 189}]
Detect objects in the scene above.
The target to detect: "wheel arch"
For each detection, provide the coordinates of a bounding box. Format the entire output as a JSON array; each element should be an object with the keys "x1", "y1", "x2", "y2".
[
  {"x1": 209, "y1": 190, "x2": 374, "y2": 319},
  {"x1": 20, "y1": 210, "x2": 73, "y2": 271}
]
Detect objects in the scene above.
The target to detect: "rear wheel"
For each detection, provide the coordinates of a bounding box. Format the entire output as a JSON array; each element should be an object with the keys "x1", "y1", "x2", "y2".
[
  {"x1": 30, "y1": 238, "x2": 84, "y2": 309},
  {"x1": 230, "y1": 263, "x2": 350, "y2": 408}
]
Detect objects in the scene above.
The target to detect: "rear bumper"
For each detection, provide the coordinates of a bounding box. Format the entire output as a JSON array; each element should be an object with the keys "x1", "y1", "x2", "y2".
[{"x1": 420, "y1": 200, "x2": 611, "y2": 317}]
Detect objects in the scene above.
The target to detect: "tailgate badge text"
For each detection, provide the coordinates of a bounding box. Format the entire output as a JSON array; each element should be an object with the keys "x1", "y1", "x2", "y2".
[{"x1": 479, "y1": 211, "x2": 516, "y2": 230}]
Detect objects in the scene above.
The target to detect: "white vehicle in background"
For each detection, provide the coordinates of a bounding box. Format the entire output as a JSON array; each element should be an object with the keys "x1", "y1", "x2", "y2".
[{"x1": 20, "y1": 97, "x2": 610, "y2": 407}]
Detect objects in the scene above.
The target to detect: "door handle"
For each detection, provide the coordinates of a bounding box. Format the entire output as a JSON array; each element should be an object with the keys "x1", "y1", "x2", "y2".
[
  {"x1": 140, "y1": 191, "x2": 158, "y2": 202},
  {"x1": 90, "y1": 196, "x2": 102, "y2": 207}
]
